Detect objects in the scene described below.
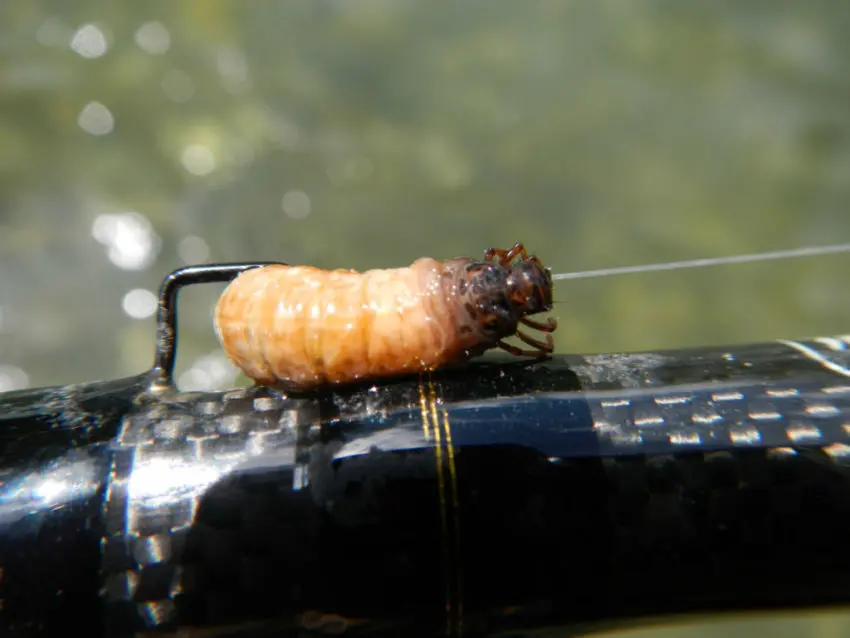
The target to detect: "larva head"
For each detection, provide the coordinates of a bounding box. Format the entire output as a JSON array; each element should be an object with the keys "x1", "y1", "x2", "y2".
[
  {"x1": 448, "y1": 256, "x2": 554, "y2": 348},
  {"x1": 505, "y1": 257, "x2": 553, "y2": 318}
]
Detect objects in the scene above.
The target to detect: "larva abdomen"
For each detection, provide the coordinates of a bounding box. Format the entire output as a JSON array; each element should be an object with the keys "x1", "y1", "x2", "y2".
[{"x1": 214, "y1": 259, "x2": 459, "y2": 389}]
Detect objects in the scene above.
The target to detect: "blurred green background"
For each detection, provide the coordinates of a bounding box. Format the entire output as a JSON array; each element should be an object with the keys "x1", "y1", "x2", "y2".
[{"x1": 2, "y1": 2, "x2": 850, "y2": 634}]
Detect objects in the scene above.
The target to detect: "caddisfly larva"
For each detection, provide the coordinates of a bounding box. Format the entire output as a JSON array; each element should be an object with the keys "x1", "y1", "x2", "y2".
[{"x1": 212, "y1": 242, "x2": 557, "y2": 390}]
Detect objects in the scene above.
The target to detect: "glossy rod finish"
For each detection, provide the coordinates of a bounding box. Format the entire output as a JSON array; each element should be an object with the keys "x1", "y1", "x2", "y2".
[
  {"x1": 0, "y1": 374, "x2": 147, "y2": 635},
  {"x1": 2, "y1": 337, "x2": 850, "y2": 636}
]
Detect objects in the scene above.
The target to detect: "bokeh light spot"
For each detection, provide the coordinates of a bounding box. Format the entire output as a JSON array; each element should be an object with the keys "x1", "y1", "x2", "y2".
[
  {"x1": 70, "y1": 23, "x2": 108, "y2": 59},
  {"x1": 181, "y1": 144, "x2": 216, "y2": 176},
  {"x1": 216, "y1": 48, "x2": 251, "y2": 94},
  {"x1": 91, "y1": 212, "x2": 161, "y2": 270},
  {"x1": 36, "y1": 17, "x2": 71, "y2": 47},
  {"x1": 0, "y1": 365, "x2": 29, "y2": 392},
  {"x1": 177, "y1": 352, "x2": 239, "y2": 392},
  {"x1": 122, "y1": 288, "x2": 158, "y2": 320},
  {"x1": 282, "y1": 190, "x2": 311, "y2": 219},
  {"x1": 178, "y1": 235, "x2": 210, "y2": 264},
  {"x1": 77, "y1": 101, "x2": 114, "y2": 136},
  {"x1": 134, "y1": 21, "x2": 171, "y2": 55}
]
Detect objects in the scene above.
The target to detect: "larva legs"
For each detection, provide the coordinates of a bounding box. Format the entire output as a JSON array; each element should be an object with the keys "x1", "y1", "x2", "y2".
[
  {"x1": 520, "y1": 316, "x2": 558, "y2": 332},
  {"x1": 496, "y1": 310, "x2": 556, "y2": 358},
  {"x1": 487, "y1": 241, "x2": 548, "y2": 276},
  {"x1": 497, "y1": 340, "x2": 547, "y2": 358},
  {"x1": 516, "y1": 329, "x2": 554, "y2": 353},
  {"x1": 486, "y1": 242, "x2": 529, "y2": 265}
]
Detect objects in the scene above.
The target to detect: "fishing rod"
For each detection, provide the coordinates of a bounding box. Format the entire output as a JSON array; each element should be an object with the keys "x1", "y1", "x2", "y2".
[{"x1": 2, "y1": 245, "x2": 850, "y2": 637}]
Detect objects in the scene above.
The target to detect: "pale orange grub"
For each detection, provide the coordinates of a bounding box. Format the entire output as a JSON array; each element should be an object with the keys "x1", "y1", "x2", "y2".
[
  {"x1": 214, "y1": 242, "x2": 556, "y2": 391},
  {"x1": 214, "y1": 258, "x2": 480, "y2": 390}
]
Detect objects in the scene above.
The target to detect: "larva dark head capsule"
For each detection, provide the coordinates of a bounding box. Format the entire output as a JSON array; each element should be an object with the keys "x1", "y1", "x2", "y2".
[
  {"x1": 447, "y1": 243, "x2": 557, "y2": 359},
  {"x1": 505, "y1": 257, "x2": 553, "y2": 318}
]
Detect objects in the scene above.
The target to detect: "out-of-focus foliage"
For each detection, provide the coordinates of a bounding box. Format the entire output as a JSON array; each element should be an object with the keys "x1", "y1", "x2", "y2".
[
  {"x1": 2, "y1": 0, "x2": 850, "y2": 389},
  {"x1": 2, "y1": 1, "x2": 850, "y2": 635}
]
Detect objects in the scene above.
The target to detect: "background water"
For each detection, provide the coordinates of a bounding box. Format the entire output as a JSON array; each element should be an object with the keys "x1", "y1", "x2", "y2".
[{"x1": 2, "y1": 2, "x2": 850, "y2": 635}]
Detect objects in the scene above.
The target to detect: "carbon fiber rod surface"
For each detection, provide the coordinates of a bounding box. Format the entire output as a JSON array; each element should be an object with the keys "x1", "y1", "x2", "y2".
[{"x1": 1, "y1": 336, "x2": 850, "y2": 636}]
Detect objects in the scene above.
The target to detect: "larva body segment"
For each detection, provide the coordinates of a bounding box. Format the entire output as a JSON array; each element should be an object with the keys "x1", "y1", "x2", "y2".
[{"x1": 213, "y1": 243, "x2": 556, "y2": 391}]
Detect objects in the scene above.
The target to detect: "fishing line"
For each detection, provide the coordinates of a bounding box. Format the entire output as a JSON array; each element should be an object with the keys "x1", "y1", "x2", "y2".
[{"x1": 550, "y1": 242, "x2": 850, "y2": 281}]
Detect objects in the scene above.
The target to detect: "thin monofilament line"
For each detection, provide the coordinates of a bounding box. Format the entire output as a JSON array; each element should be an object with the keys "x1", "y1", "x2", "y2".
[{"x1": 551, "y1": 242, "x2": 850, "y2": 281}]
